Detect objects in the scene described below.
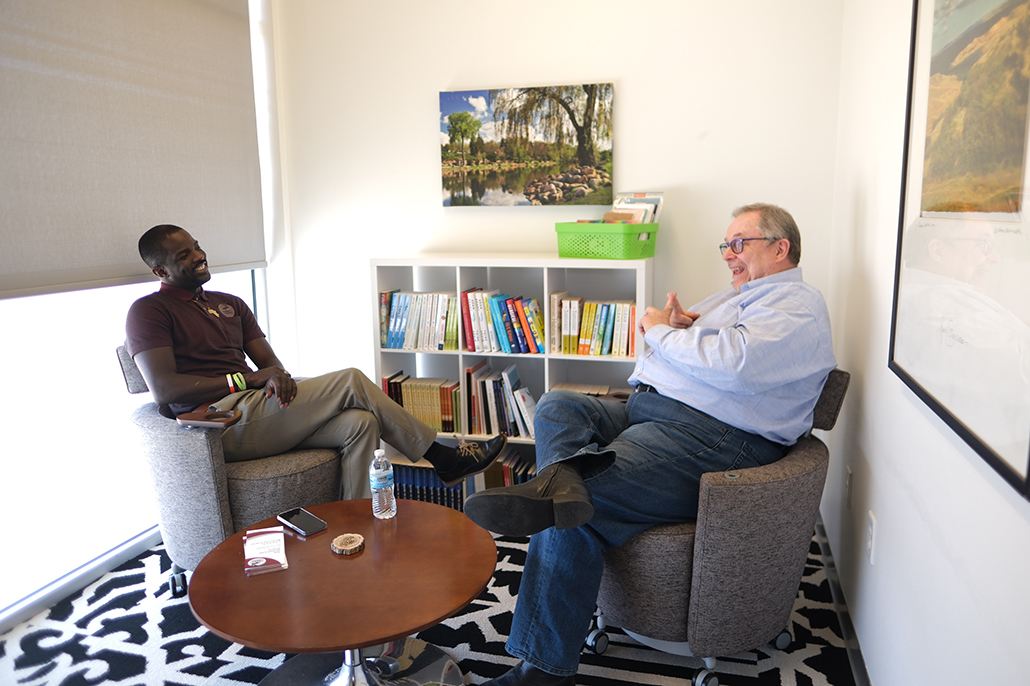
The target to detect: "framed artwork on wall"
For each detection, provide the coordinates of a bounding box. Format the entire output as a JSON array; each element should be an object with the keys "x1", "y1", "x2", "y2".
[
  {"x1": 439, "y1": 84, "x2": 613, "y2": 207},
  {"x1": 889, "y1": 0, "x2": 1030, "y2": 499}
]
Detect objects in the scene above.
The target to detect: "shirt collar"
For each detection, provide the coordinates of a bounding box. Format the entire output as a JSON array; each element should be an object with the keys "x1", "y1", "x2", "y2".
[
  {"x1": 159, "y1": 282, "x2": 207, "y2": 301},
  {"x1": 739, "y1": 266, "x2": 803, "y2": 293}
]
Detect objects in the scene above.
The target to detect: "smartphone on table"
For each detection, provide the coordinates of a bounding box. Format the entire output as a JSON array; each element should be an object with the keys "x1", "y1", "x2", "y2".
[{"x1": 277, "y1": 507, "x2": 328, "y2": 536}]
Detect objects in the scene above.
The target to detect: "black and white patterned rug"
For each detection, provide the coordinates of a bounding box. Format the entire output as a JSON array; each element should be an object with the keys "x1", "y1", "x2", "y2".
[{"x1": 0, "y1": 534, "x2": 856, "y2": 685}]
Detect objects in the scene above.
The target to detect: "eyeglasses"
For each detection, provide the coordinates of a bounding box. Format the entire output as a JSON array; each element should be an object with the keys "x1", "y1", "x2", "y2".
[{"x1": 719, "y1": 237, "x2": 781, "y2": 255}]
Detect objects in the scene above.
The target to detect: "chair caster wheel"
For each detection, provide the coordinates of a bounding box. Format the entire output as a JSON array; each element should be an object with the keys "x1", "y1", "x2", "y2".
[
  {"x1": 585, "y1": 628, "x2": 609, "y2": 654},
  {"x1": 169, "y1": 572, "x2": 188, "y2": 598},
  {"x1": 692, "y1": 668, "x2": 719, "y2": 686},
  {"x1": 366, "y1": 655, "x2": 401, "y2": 677},
  {"x1": 773, "y1": 629, "x2": 792, "y2": 650}
]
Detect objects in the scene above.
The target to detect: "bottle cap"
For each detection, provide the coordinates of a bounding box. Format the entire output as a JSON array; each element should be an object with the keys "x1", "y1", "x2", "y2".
[
  {"x1": 374, "y1": 449, "x2": 385, "y2": 457},
  {"x1": 331, "y1": 533, "x2": 365, "y2": 555}
]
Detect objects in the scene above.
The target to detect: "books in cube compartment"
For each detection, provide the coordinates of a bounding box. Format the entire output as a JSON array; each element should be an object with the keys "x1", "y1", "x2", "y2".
[
  {"x1": 244, "y1": 526, "x2": 288, "y2": 576},
  {"x1": 380, "y1": 291, "x2": 460, "y2": 351}
]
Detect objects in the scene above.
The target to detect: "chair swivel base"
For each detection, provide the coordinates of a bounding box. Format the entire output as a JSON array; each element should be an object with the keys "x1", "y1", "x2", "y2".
[{"x1": 257, "y1": 637, "x2": 463, "y2": 686}]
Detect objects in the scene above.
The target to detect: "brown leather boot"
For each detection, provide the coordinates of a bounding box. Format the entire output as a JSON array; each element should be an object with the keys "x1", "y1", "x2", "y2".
[
  {"x1": 463, "y1": 461, "x2": 593, "y2": 536},
  {"x1": 480, "y1": 661, "x2": 576, "y2": 685}
]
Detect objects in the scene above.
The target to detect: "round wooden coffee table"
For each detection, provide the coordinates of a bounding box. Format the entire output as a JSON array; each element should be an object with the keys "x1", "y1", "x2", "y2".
[{"x1": 188, "y1": 499, "x2": 497, "y2": 685}]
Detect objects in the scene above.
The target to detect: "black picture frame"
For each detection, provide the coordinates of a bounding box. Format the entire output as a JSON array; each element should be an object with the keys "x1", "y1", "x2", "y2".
[{"x1": 889, "y1": 0, "x2": 1030, "y2": 499}]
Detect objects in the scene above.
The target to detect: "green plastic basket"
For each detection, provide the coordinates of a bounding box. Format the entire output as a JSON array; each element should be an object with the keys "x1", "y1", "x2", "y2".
[{"x1": 555, "y1": 222, "x2": 658, "y2": 259}]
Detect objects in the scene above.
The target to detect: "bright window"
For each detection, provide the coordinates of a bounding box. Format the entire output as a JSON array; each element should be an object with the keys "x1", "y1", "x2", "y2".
[{"x1": 0, "y1": 270, "x2": 257, "y2": 612}]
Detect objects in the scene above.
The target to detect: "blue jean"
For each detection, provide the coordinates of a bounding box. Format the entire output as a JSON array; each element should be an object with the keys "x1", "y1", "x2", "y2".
[{"x1": 507, "y1": 389, "x2": 788, "y2": 676}]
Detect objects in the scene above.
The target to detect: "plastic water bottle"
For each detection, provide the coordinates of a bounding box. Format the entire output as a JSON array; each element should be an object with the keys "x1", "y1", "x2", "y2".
[{"x1": 369, "y1": 449, "x2": 396, "y2": 519}]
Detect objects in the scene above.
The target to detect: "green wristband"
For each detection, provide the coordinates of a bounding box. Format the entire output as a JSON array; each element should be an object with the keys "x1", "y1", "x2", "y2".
[{"x1": 233, "y1": 372, "x2": 247, "y2": 391}]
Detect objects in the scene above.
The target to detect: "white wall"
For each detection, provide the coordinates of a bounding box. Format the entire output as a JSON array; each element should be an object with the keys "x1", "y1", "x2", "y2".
[
  {"x1": 270, "y1": 1, "x2": 1030, "y2": 684},
  {"x1": 270, "y1": 0, "x2": 844, "y2": 377},
  {"x1": 826, "y1": 1, "x2": 1030, "y2": 684}
]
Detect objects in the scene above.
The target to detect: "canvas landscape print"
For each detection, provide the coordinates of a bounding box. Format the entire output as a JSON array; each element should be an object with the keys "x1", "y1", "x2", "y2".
[
  {"x1": 920, "y1": 0, "x2": 1030, "y2": 216},
  {"x1": 440, "y1": 84, "x2": 613, "y2": 206}
]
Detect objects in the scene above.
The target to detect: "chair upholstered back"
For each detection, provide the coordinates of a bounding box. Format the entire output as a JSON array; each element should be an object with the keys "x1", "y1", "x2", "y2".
[
  {"x1": 117, "y1": 346, "x2": 341, "y2": 571},
  {"x1": 596, "y1": 368, "x2": 850, "y2": 659}
]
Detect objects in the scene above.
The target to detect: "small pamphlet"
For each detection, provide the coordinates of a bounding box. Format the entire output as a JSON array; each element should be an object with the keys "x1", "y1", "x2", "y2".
[{"x1": 243, "y1": 526, "x2": 288, "y2": 576}]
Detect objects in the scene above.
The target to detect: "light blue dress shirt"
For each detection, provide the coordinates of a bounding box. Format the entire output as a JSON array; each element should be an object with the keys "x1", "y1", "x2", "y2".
[{"x1": 628, "y1": 267, "x2": 836, "y2": 444}]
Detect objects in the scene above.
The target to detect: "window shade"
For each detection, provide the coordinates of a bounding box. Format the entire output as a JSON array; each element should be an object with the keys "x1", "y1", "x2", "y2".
[{"x1": 0, "y1": 0, "x2": 265, "y2": 300}]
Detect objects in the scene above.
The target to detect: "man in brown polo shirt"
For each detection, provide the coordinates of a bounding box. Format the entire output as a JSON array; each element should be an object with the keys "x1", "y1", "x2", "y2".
[{"x1": 126, "y1": 224, "x2": 504, "y2": 499}]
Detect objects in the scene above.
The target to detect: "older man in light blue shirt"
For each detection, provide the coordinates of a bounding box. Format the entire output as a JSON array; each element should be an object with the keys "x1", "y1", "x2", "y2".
[{"x1": 465, "y1": 203, "x2": 836, "y2": 686}]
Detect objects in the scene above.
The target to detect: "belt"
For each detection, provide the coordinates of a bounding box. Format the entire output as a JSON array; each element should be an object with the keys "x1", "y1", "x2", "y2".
[{"x1": 635, "y1": 383, "x2": 660, "y2": 394}]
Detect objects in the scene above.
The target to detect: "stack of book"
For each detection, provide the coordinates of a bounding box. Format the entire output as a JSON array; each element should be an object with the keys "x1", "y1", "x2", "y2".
[
  {"x1": 380, "y1": 290, "x2": 461, "y2": 351},
  {"x1": 478, "y1": 449, "x2": 536, "y2": 490},
  {"x1": 461, "y1": 290, "x2": 546, "y2": 354},
  {"x1": 463, "y1": 360, "x2": 537, "y2": 439},
  {"x1": 607, "y1": 191, "x2": 664, "y2": 223},
  {"x1": 381, "y1": 371, "x2": 462, "y2": 433},
  {"x1": 393, "y1": 463, "x2": 464, "y2": 512},
  {"x1": 549, "y1": 292, "x2": 637, "y2": 357}
]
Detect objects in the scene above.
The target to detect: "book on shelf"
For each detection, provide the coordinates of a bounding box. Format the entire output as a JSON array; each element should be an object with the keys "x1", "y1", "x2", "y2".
[
  {"x1": 505, "y1": 297, "x2": 529, "y2": 353},
  {"x1": 482, "y1": 370, "x2": 501, "y2": 435},
  {"x1": 588, "y1": 302, "x2": 608, "y2": 356},
  {"x1": 512, "y1": 386, "x2": 537, "y2": 438},
  {"x1": 463, "y1": 358, "x2": 489, "y2": 434},
  {"x1": 499, "y1": 363, "x2": 525, "y2": 437},
  {"x1": 379, "y1": 289, "x2": 399, "y2": 347},
  {"x1": 521, "y1": 298, "x2": 546, "y2": 353},
  {"x1": 381, "y1": 370, "x2": 404, "y2": 399},
  {"x1": 393, "y1": 462, "x2": 464, "y2": 512},
  {"x1": 629, "y1": 304, "x2": 637, "y2": 356},
  {"x1": 513, "y1": 299, "x2": 536, "y2": 353},
  {"x1": 561, "y1": 296, "x2": 583, "y2": 354},
  {"x1": 499, "y1": 449, "x2": 536, "y2": 486},
  {"x1": 577, "y1": 301, "x2": 596, "y2": 355},
  {"x1": 471, "y1": 361, "x2": 494, "y2": 435},
  {"x1": 461, "y1": 287, "x2": 481, "y2": 351},
  {"x1": 487, "y1": 294, "x2": 512, "y2": 353},
  {"x1": 613, "y1": 191, "x2": 664, "y2": 223},
  {"x1": 549, "y1": 291, "x2": 567, "y2": 354}
]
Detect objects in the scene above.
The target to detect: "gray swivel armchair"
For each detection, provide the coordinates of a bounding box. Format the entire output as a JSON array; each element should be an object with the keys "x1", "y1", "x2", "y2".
[
  {"x1": 117, "y1": 345, "x2": 341, "y2": 596},
  {"x1": 591, "y1": 368, "x2": 850, "y2": 686}
]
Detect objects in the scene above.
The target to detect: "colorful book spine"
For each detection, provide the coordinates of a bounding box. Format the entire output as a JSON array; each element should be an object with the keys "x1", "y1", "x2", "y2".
[
  {"x1": 600, "y1": 303, "x2": 615, "y2": 355},
  {"x1": 523, "y1": 298, "x2": 546, "y2": 353},
  {"x1": 589, "y1": 303, "x2": 607, "y2": 355},
  {"x1": 461, "y1": 288, "x2": 479, "y2": 351},
  {"x1": 549, "y1": 291, "x2": 567, "y2": 354},
  {"x1": 629, "y1": 305, "x2": 637, "y2": 357},
  {"x1": 505, "y1": 297, "x2": 530, "y2": 353},
  {"x1": 578, "y1": 301, "x2": 596, "y2": 355},
  {"x1": 514, "y1": 299, "x2": 539, "y2": 353}
]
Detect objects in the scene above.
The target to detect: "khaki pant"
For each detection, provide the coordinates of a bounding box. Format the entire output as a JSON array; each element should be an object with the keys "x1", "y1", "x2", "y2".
[{"x1": 211, "y1": 368, "x2": 436, "y2": 499}]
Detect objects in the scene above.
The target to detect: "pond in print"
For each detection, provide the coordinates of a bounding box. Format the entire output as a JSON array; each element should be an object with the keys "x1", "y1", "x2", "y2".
[{"x1": 443, "y1": 163, "x2": 576, "y2": 206}]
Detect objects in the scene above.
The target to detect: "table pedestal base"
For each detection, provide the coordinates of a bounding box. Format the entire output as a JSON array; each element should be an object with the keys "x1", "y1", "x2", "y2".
[{"x1": 257, "y1": 637, "x2": 463, "y2": 686}]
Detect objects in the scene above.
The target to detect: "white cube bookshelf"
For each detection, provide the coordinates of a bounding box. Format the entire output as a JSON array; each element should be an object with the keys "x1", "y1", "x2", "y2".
[{"x1": 371, "y1": 253, "x2": 653, "y2": 448}]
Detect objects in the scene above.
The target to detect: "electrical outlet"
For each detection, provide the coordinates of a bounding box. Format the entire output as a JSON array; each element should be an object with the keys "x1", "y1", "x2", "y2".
[
  {"x1": 845, "y1": 466, "x2": 853, "y2": 509},
  {"x1": 866, "y1": 510, "x2": 877, "y2": 565}
]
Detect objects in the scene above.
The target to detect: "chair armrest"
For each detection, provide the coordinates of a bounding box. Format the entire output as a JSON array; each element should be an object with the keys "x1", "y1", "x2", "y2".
[
  {"x1": 130, "y1": 403, "x2": 235, "y2": 570},
  {"x1": 687, "y1": 436, "x2": 829, "y2": 657}
]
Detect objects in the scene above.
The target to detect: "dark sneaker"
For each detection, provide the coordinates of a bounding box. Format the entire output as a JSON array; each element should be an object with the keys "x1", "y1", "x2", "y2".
[{"x1": 435, "y1": 435, "x2": 507, "y2": 486}]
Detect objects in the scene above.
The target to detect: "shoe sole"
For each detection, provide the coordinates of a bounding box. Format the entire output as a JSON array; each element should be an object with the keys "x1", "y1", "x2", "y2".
[{"x1": 464, "y1": 492, "x2": 594, "y2": 537}]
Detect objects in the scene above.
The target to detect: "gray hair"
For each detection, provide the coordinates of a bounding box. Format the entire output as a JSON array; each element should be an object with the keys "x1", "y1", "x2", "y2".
[{"x1": 732, "y1": 203, "x2": 801, "y2": 266}]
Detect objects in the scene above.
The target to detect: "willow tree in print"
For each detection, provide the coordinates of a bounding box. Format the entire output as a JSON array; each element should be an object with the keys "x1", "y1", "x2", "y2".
[{"x1": 489, "y1": 85, "x2": 613, "y2": 168}]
